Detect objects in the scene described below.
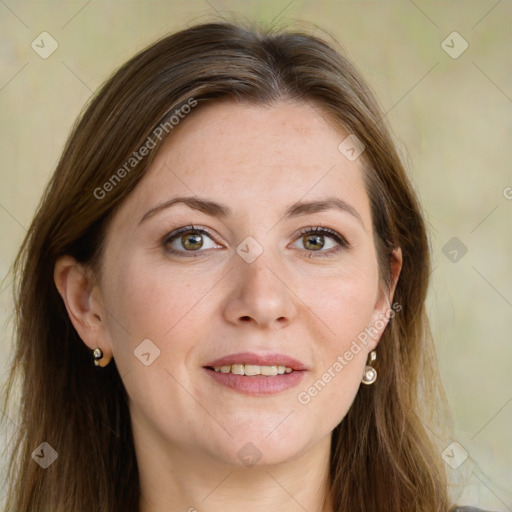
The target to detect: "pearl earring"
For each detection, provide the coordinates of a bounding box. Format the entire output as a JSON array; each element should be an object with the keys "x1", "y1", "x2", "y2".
[
  {"x1": 361, "y1": 350, "x2": 377, "y2": 385},
  {"x1": 93, "y1": 347, "x2": 104, "y2": 367}
]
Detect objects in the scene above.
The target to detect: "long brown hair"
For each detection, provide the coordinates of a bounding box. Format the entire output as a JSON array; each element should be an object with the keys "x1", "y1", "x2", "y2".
[{"x1": 2, "y1": 19, "x2": 455, "y2": 511}]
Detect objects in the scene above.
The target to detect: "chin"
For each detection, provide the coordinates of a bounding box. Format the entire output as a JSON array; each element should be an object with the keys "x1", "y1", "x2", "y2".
[
  {"x1": 215, "y1": 428, "x2": 312, "y2": 468},
  {"x1": 222, "y1": 444, "x2": 304, "y2": 469}
]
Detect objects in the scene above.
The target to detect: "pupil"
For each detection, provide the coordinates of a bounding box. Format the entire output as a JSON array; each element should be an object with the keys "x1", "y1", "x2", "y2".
[
  {"x1": 183, "y1": 233, "x2": 203, "y2": 250},
  {"x1": 305, "y1": 235, "x2": 324, "y2": 251}
]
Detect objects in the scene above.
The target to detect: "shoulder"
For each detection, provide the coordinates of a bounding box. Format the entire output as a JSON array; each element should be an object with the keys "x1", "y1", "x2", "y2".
[{"x1": 451, "y1": 507, "x2": 495, "y2": 512}]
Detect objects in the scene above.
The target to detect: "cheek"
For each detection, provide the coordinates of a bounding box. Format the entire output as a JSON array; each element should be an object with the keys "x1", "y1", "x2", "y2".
[
  {"x1": 296, "y1": 293, "x2": 372, "y2": 437},
  {"x1": 99, "y1": 254, "x2": 221, "y2": 424},
  {"x1": 296, "y1": 354, "x2": 366, "y2": 444},
  {"x1": 306, "y1": 260, "x2": 379, "y2": 344},
  {"x1": 294, "y1": 262, "x2": 378, "y2": 426},
  {"x1": 100, "y1": 252, "x2": 217, "y2": 363}
]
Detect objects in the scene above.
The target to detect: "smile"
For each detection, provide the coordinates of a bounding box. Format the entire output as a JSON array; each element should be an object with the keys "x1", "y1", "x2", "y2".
[{"x1": 208, "y1": 364, "x2": 294, "y2": 376}]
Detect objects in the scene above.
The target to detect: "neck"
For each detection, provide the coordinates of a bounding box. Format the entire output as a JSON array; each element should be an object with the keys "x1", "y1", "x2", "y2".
[{"x1": 136, "y1": 431, "x2": 334, "y2": 512}]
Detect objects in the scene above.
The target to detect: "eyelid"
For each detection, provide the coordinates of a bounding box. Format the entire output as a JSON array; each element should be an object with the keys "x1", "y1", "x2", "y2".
[
  {"x1": 294, "y1": 226, "x2": 350, "y2": 248},
  {"x1": 162, "y1": 225, "x2": 216, "y2": 244}
]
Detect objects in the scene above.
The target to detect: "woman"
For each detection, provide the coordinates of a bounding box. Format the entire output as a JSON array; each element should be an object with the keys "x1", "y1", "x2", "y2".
[{"x1": 1, "y1": 20, "x2": 490, "y2": 512}]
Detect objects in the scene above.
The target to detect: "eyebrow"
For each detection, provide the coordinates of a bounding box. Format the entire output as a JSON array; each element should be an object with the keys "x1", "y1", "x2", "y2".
[{"x1": 139, "y1": 195, "x2": 365, "y2": 228}]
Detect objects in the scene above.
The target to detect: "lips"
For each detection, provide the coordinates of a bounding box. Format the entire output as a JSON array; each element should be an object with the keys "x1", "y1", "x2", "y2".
[
  {"x1": 204, "y1": 352, "x2": 307, "y2": 371},
  {"x1": 205, "y1": 368, "x2": 305, "y2": 395}
]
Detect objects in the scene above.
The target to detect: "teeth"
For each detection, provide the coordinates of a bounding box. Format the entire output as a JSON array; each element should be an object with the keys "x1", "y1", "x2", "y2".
[
  {"x1": 260, "y1": 365, "x2": 277, "y2": 376},
  {"x1": 244, "y1": 365, "x2": 261, "y2": 376},
  {"x1": 231, "y1": 364, "x2": 244, "y2": 375},
  {"x1": 212, "y1": 364, "x2": 294, "y2": 375}
]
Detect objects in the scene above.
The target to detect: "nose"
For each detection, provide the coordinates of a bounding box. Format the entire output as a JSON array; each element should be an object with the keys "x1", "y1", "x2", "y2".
[{"x1": 221, "y1": 248, "x2": 298, "y2": 330}]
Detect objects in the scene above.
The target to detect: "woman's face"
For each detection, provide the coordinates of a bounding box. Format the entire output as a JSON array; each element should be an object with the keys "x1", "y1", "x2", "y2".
[{"x1": 94, "y1": 100, "x2": 399, "y2": 467}]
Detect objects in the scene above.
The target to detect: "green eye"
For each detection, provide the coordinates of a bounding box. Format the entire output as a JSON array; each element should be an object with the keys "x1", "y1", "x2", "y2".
[
  {"x1": 164, "y1": 226, "x2": 220, "y2": 256},
  {"x1": 293, "y1": 227, "x2": 349, "y2": 257},
  {"x1": 163, "y1": 225, "x2": 349, "y2": 258}
]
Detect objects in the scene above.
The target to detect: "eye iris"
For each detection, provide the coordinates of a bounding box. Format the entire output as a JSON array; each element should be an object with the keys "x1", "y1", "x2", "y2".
[
  {"x1": 304, "y1": 234, "x2": 324, "y2": 251},
  {"x1": 182, "y1": 233, "x2": 203, "y2": 250}
]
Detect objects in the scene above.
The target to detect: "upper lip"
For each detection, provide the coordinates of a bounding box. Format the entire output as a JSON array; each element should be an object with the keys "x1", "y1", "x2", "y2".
[{"x1": 204, "y1": 352, "x2": 307, "y2": 371}]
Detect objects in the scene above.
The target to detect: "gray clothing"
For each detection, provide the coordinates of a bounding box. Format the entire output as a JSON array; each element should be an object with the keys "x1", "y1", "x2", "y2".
[{"x1": 452, "y1": 507, "x2": 495, "y2": 512}]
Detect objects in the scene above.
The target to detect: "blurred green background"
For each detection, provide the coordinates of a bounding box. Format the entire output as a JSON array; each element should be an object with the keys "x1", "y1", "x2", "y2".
[{"x1": 1, "y1": 1, "x2": 511, "y2": 510}]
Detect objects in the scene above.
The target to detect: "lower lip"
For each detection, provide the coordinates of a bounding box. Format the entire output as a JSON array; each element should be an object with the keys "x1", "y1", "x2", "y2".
[{"x1": 203, "y1": 368, "x2": 306, "y2": 395}]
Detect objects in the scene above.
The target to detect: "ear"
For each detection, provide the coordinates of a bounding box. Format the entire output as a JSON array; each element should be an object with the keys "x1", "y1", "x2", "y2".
[
  {"x1": 366, "y1": 247, "x2": 403, "y2": 351},
  {"x1": 54, "y1": 255, "x2": 113, "y2": 367}
]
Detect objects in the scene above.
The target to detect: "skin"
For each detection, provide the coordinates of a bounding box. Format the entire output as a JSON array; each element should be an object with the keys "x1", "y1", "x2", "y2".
[{"x1": 55, "y1": 100, "x2": 402, "y2": 512}]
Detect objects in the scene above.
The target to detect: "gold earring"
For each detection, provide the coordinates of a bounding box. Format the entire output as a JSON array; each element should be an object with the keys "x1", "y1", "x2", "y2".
[
  {"x1": 361, "y1": 350, "x2": 377, "y2": 385},
  {"x1": 93, "y1": 347, "x2": 103, "y2": 366},
  {"x1": 92, "y1": 347, "x2": 111, "y2": 367}
]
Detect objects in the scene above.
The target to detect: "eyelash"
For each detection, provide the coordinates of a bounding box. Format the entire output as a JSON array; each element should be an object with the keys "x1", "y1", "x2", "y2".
[{"x1": 162, "y1": 225, "x2": 350, "y2": 258}]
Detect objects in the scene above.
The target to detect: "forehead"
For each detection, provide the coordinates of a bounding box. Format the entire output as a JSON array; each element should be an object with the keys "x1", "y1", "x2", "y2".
[{"x1": 112, "y1": 100, "x2": 372, "y2": 229}]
